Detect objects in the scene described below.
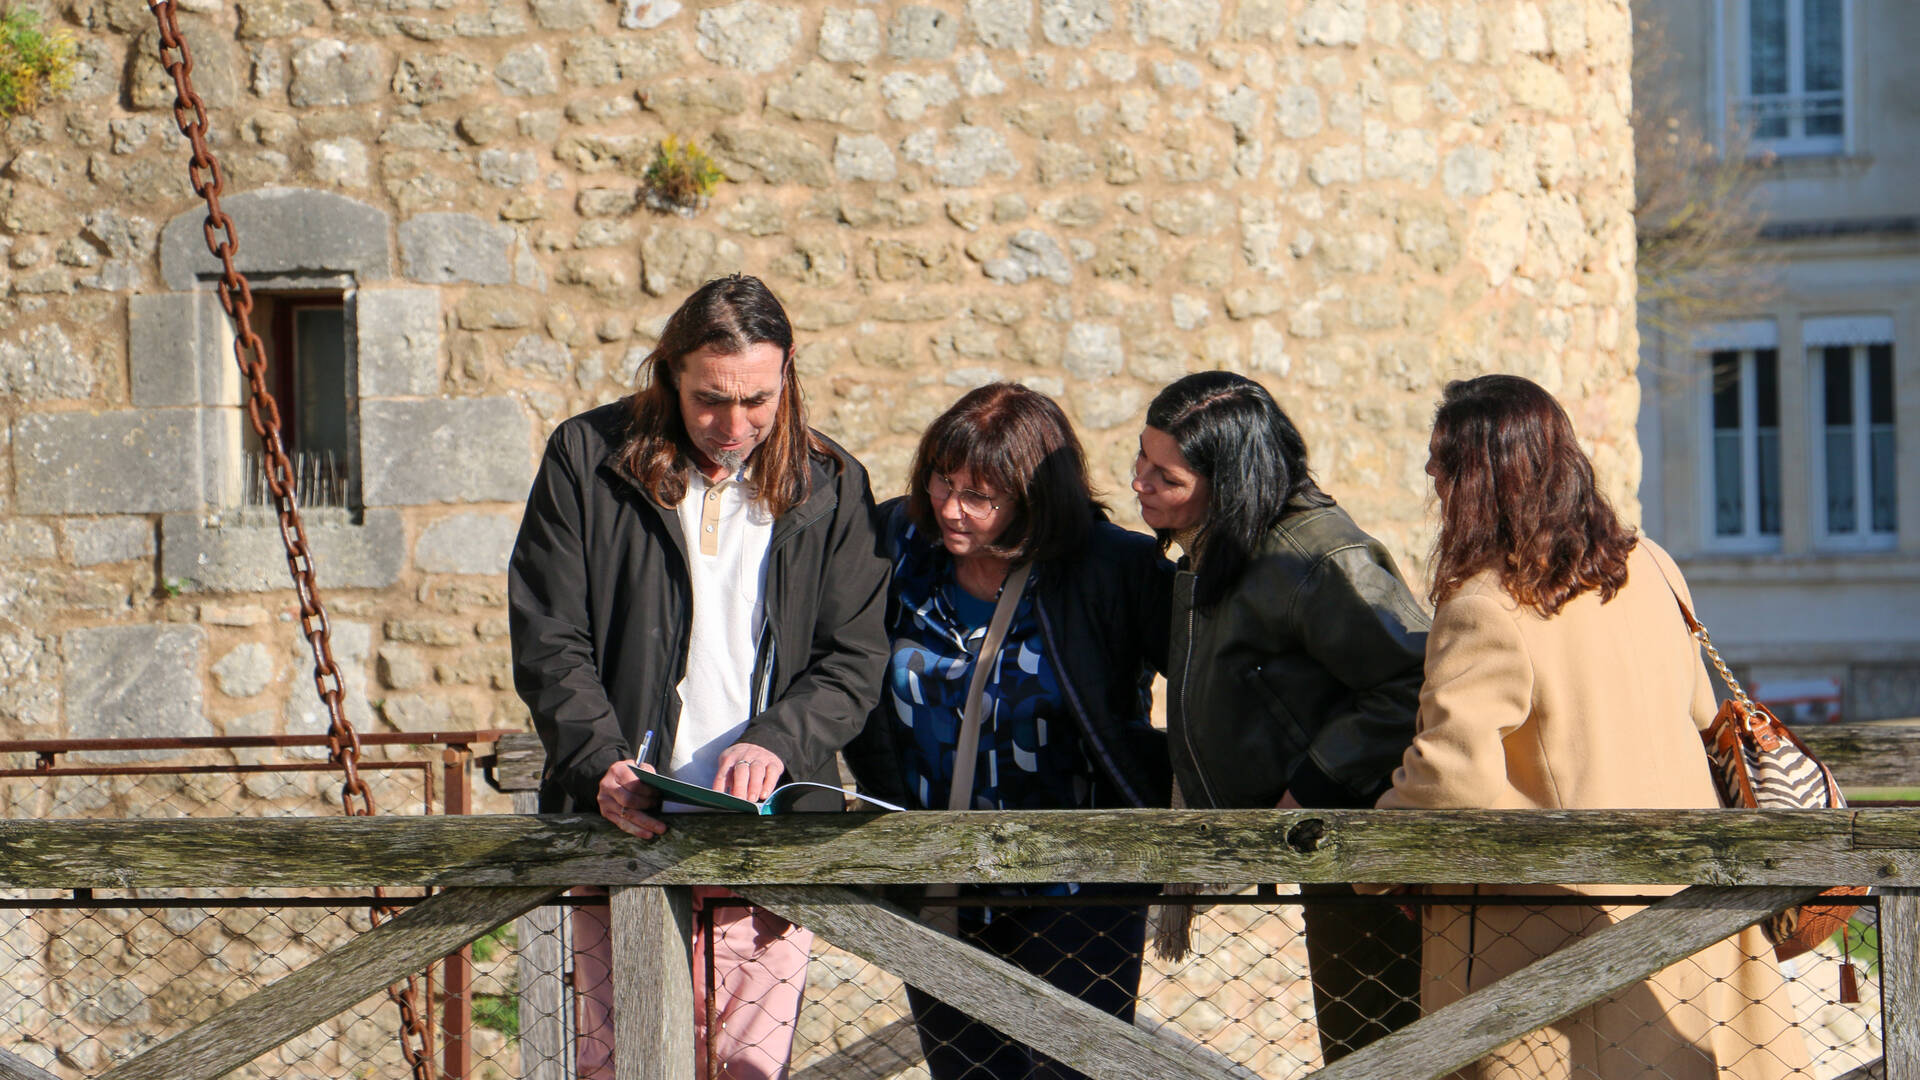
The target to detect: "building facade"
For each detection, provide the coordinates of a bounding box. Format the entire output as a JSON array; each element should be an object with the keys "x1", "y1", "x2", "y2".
[
  {"x1": 0, "y1": 0, "x2": 1639, "y2": 762},
  {"x1": 1637, "y1": 0, "x2": 1920, "y2": 722}
]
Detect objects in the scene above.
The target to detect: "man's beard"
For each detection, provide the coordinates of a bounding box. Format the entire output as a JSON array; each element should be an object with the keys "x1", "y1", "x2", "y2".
[{"x1": 713, "y1": 447, "x2": 750, "y2": 474}]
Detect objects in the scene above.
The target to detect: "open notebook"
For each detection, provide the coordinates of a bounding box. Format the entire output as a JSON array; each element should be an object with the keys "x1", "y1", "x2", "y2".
[{"x1": 632, "y1": 766, "x2": 906, "y2": 815}]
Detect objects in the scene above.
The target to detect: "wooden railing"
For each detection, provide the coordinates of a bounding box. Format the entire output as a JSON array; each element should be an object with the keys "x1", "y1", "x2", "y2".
[{"x1": 0, "y1": 724, "x2": 1914, "y2": 1080}]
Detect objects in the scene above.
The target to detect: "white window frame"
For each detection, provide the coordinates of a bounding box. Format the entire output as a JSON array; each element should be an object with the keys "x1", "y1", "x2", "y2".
[
  {"x1": 1807, "y1": 315, "x2": 1897, "y2": 551},
  {"x1": 1725, "y1": 0, "x2": 1851, "y2": 157},
  {"x1": 1698, "y1": 320, "x2": 1785, "y2": 553}
]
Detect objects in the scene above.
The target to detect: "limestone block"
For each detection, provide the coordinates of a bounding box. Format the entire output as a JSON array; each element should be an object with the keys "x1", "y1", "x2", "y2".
[
  {"x1": 495, "y1": 44, "x2": 558, "y2": 97},
  {"x1": 283, "y1": 619, "x2": 373, "y2": 748},
  {"x1": 378, "y1": 643, "x2": 430, "y2": 690},
  {"x1": 14, "y1": 410, "x2": 203, "y2": 515},
  {"x1": 983, "y1": 229, "x2": 1073, "y2": 285},
  {"x1": 355, "y1": 289, "x2": 442, "y2": 397},
  {"x1": 768, "y1": 62, "x2": 880, "y2": 127},
  {"x1": 393, "y1": 53, "x2": 486, "y2": 106},
  {"x1": 504, "y1": 334, "x2": 572, "y2": 379},
  {"x1": 0, "y1": 631, "x2": 59, "y2": 728},
  {"x1": 1040, "y1": 0, "x2": 1114, "y2": 47},
  {"x1": 0, "y1": 323, "x2": 94, "y2": 403},
  {"x1": 1063, "y1": 322, "x2": 1123, "y2": 379},
  {"x1": 64, "y1": 625, "x2": 211, "y2": 748},
  {"x1": 127, "y1": 292, "x2": 229, "y2": 409},
  {"x1": 532, "y1": 0, "x2": 596, "y2": 29},
  {"x1": 1131, "y1": 0, "x2": 1220, "y2": 50},
  {"x1": 398, "y1": 213, "x2": 514, "y2": 285},
  {"x1": 289, "y1": 40, "x2": 387, "y2": 108},
  {"x1": 622, "y1": 0, "x2": 683, "y2": 28},
  {"x1": 0, "y1": 521, "x2": 55, "y2": 563},
  {"x1": 237, "y1": 0, "x2": 315, "y2": 38},
  {"x1": 697, "y1": 1, "x2": 801, "y2": 74},
  {"x1": 901, "y1": 126, "x2": 1021, "y2": 187},
  {"x1": 819, "y1": 8, "x2": 883, "y2": 61},
  {"x1": 1150, "y1": 192, "x2": 1225, "y2": 236},
  {"x1": 564, "y1": 33, "x2": 683, "y2": 87},
  {"x1": 967, "y1": 0, "x2": 1031, "y2": 48},
  {"x1": 159, "y1": 509, "x2": 406, "y2": 592},
  {"x1": 709, "y1": 128, "x2": 833, "y2": 187},
  {"x1": 880, "y1": 71, "x2": 959, "y2": 122},
  {"x1": 1276, "y1": 85, "x2": 1322, "y2": 139},
  {"x1": 1443, "y1": 145, "x2": 1497, "y2": 198},
  {"x1": 82, "y1": 210, "x2": 159, "y2": 261},
  {"x1": 1296, "y1": 0, "x2": 1365, "y2": 46},
  {"x1": 310, "y1": 138, "x2": 369, "y2": 188},
  {"x1": 65, "y1": 517, "x2": 156, "y2": 567},
  {"x1": 1071, "y1": 382, "x2": 1143, "y2": 430},
  {"x1": 889, "y1": 6, "x2": 960, "y2": 59},
  {"x1": 359, "y1": 398, "x2": 533, "y2": 505},
  {"x1": 414, "y1": 512, "x2": 520, "y2": 575},
  {"x1": 641, "y1": 226, "x2": 745, "y2": 296},
  {"x1": 386, "y1": 618, "x2": 473, "y2": 646},
  {"x1": 160, "y1": 189, "x2": 392, "y2": 292},
  {"x1": 131, "y1": 24, "x2": 237, "y2": 109},
  {"x1": 212, "y1": 642, "x2": 276, "y2": 698},
  {"x1": 834, "y1": 135, "x2": 897, "y2": 183}
]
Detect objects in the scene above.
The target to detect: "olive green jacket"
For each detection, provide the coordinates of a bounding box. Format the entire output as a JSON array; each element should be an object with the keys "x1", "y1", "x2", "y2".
[{"x1": 1167, "y1": 504, "x2": 1429, "y2": 810}]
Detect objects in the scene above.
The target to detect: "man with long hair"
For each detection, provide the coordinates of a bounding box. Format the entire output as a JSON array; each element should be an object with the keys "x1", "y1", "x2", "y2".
[{"x1": 509, "y1": 274, "x2": 890, "y2": 1079}]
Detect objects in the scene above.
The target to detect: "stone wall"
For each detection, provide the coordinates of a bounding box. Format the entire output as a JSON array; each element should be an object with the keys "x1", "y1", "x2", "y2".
[{"x1": 0, "y1": 0, "x2": 1639, "y2": 756}]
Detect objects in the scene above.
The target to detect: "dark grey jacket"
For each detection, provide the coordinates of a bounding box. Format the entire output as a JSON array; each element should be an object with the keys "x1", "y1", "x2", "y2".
[
  {"x1": 1168, "y1": 504, "x2": 1428, "y2": 810},
  {"x1": 509, "y1": 400, "x2": 891, "y2": 813},
  {"x1": 845, "y1": 498, "x2": 1176, "y2": 811}
]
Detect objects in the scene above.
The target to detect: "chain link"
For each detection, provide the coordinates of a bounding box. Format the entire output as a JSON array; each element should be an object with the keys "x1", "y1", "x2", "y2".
[{"x1": 145, "y1": 4, "x2": 436, "y2": 1076}]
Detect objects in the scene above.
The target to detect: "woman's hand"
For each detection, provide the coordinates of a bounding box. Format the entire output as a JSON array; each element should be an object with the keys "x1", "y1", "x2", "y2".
[
  {"x1": 714, "y1": 742, "x2": 786, "y2": 802},
  {"x1": 597, "y1": 759, "x2": 667, "y2": 839}
]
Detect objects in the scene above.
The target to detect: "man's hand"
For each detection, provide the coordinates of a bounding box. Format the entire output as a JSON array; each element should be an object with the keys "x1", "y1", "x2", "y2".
[
  {"x1": 713, "y1": 742, "x2": 785, "y2": 802},
  {"x1": 597, "y1": 759, "x2": 667, "y2": 838}
]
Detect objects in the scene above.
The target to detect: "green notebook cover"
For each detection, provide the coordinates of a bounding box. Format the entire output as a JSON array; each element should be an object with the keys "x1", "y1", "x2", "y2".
[{"x1": 630, "y1": 767, "x2": 903, "y2": 815}]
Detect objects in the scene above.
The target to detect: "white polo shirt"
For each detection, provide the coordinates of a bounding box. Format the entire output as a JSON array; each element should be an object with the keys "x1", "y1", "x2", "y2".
[{"x1": 668, "y1": 466, "x2": 774, "y2": 804}]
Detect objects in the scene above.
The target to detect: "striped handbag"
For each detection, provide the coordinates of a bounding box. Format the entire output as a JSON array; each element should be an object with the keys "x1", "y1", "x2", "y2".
[{"x1": 1680, "y1": 601, "x2": 1864, "y2": 962}]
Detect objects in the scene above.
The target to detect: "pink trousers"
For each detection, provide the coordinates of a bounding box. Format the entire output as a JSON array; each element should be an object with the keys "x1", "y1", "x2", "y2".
[{"x1": 572, "y1": 886, "x2": 814, "y2": 1080}]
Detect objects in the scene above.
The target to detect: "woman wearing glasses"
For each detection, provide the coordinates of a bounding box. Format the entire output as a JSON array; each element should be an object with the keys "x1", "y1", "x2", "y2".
[{"x1": 846, "y1": 381, "x2": 1173, "y2": 1080}]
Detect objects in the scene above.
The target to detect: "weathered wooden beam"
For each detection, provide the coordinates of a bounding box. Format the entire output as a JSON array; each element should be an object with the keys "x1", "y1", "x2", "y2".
[
  {"x1": 739, "y1": 884, "x2": 1243, "y2": 1080},
  {"x1": 0, "y1": 1047, "x2": 61, "y2": 1080},
  {"x1": 494, "y1": 728, "x2": 1920, "y2": 801},
  {"x1": 614, "y1": 886, "x2": 694, "y2": 1080},
  {"x1": 1305, "y1": 884, "x2": 1824, "y2": 1080},
  {"x1": 1883, "y1": 889, "x2": 1920, "y2": 1080},
  {"x1": 96, "y1": 885, "x2": 564, "y2": 1080},
  {"x1": 3, "y1": 810, "x2": 1918, "y2": 889},
  {"x1": 1835, "y1": 1059, "x2": 1886, "y2": 1080},
  {"x1": 1798, "y1": 723, "x2": 1920, "y2": 790},
  {"x1": 789, "y1": 1016, "x2": 923, "y2": 1080}
]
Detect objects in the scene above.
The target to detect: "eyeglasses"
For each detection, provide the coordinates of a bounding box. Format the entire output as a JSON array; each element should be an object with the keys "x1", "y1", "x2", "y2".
[{"x1": 927, "y1": 473, "x2": 1001, "y2": 519}]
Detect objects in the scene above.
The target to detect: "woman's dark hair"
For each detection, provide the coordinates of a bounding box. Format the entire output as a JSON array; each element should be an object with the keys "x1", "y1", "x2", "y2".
[
  {"x1": 623, "y1": 274, "x2": 823, "y2": 516},
  {"x1": 1145, "y1": 371, "x2": 1332, "y2": 605},
  {"x1": 906, "y1": 382, "x2": 1101, "y2": 564},
  {"x1": 1427, "y1": 374, "x2": 1637, "y2": 617}
]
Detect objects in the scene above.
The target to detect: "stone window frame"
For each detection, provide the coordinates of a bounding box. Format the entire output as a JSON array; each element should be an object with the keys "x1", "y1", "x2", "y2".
[
  {"x1": 1717, "y1": 0, "x2": 1855, "y2": 159},
  {"x1": 1804, "y1": 314, "x2": 1898, "y2": 552},
  {"x1": 138, "y1": 187, "x2": 530, "y2": 594}
]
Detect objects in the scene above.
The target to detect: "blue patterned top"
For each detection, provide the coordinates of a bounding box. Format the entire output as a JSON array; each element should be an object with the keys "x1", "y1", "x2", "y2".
[{"x1": 884, "y1": 523, "x2": 1094, "y2": 815}]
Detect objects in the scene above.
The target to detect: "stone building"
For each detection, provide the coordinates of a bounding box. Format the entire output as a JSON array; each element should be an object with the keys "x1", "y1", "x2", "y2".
[
  {"x1": 1636, "y1": 0, "x2": 1920, "y2": 722},
  {"x1": 0, "y1": 0, "x2": 1639, "y2": 760}
]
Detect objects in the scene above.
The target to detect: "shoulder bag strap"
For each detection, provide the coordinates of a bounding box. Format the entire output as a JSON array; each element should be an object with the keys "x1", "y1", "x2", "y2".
[{"x1": 946, "y1": 562, "x2": 1034, "y2": 812}]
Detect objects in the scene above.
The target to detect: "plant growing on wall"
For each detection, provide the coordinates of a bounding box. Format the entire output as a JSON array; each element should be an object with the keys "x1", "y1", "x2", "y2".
[
  {"x1": 641, "y1": 136, "x2": 725, "y2": 216},
  {"x1": 0, "y1": 8, "x2": 76, "y2": 122}
]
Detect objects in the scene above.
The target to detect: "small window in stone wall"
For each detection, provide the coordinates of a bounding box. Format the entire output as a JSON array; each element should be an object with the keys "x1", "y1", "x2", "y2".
[{"x1": 240, "y1": 291, "x2": 358, "y2": 515}]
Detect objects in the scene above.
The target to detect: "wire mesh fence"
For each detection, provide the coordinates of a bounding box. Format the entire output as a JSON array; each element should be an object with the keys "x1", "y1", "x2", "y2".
[{"x1": 0, "y1": 742, "x2": 1893, "y2": 1080}]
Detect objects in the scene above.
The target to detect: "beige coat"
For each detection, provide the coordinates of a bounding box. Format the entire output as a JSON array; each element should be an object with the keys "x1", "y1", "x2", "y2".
[{"x1": 1379, "y1": 539, "x2": 1810, "y2": 1080}]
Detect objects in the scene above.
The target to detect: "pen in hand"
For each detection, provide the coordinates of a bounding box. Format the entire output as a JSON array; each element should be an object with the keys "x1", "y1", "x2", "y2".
[{"x1": 632, "y1": 729, "x2": 656, "y2": 773}]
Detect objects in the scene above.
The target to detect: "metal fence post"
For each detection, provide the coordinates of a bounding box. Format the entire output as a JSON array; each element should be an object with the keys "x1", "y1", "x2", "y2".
[
  {"x1": 441, "y1": 746, "x2": 476, "y2": 1079},
  {"x1": 612, "y1": 885, "x2": 695, "y2": 1080},
  {"x1": 1884, "y1": 888, "x2": 1920, "y2": 1079}
]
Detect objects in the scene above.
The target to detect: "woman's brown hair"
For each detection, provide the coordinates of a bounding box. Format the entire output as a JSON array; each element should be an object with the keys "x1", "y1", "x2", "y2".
[
  {"x1": 906, "y1": 382, "x2": 1101, "y2": 564},
  {"x1": 1428, "y1": 374, "x2": 1637, "y2": 617},
  {"x1": 622, "y1": 275, "x2": 823, "y2": 516}
]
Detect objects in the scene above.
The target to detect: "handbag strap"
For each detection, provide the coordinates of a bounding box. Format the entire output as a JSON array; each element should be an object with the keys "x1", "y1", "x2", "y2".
[
  {"x1": 1644, "y1": 546, "x2": 1754, "y2": 709},
  {"x1": 946, "y1": 562, "x2": 1033, "y2": 812}
]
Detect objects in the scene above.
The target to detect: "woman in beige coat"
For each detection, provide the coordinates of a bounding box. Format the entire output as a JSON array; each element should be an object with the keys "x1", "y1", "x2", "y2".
[{"x1": 1378, "y1": 375, "x2": 1809, "y2": 1080}]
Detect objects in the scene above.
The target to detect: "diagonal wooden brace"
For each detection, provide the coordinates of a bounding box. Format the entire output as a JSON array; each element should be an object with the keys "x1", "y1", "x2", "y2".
[
  {"x1": 1306, "y1": 884, "x2": 1826, "y2": 1080},
  {"x1": 95, "y1": 885, "x2": 565, "y2": 1080},
  {"x1": 740, "y1": 884, "x2": 1248, "y2": 1080}
]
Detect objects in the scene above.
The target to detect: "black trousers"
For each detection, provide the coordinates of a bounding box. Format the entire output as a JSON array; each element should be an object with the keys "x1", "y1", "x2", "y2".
[
  {"x1": 906, "y1": 902, "x2": 1146, "y2": 1080},
  {"x1": 1300, "y1": 882, "x2": 1423, "y2": 1062}
]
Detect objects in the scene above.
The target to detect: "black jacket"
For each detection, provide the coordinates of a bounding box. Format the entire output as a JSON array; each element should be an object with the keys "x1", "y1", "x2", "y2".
[
  {"x1": 1168, "y1": 504, "x2": 1428, "y2": 810},
  {"x1": 509, "y1": 400, "x2": 891, "y2": 813},
  {"x1": 845, "y1": 498, "x2": 1175, "y2": 811}
]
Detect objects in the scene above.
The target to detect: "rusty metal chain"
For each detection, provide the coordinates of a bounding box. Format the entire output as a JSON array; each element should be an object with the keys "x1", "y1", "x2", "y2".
[{"x1": 145, "y1": 4, "x2": 437, "y2": 1076}]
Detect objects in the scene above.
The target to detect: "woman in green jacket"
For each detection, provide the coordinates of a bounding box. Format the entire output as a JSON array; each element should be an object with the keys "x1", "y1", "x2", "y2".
[{"x1": 1131, "y1": 370, "x2": 1429, "y2": 1062}]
